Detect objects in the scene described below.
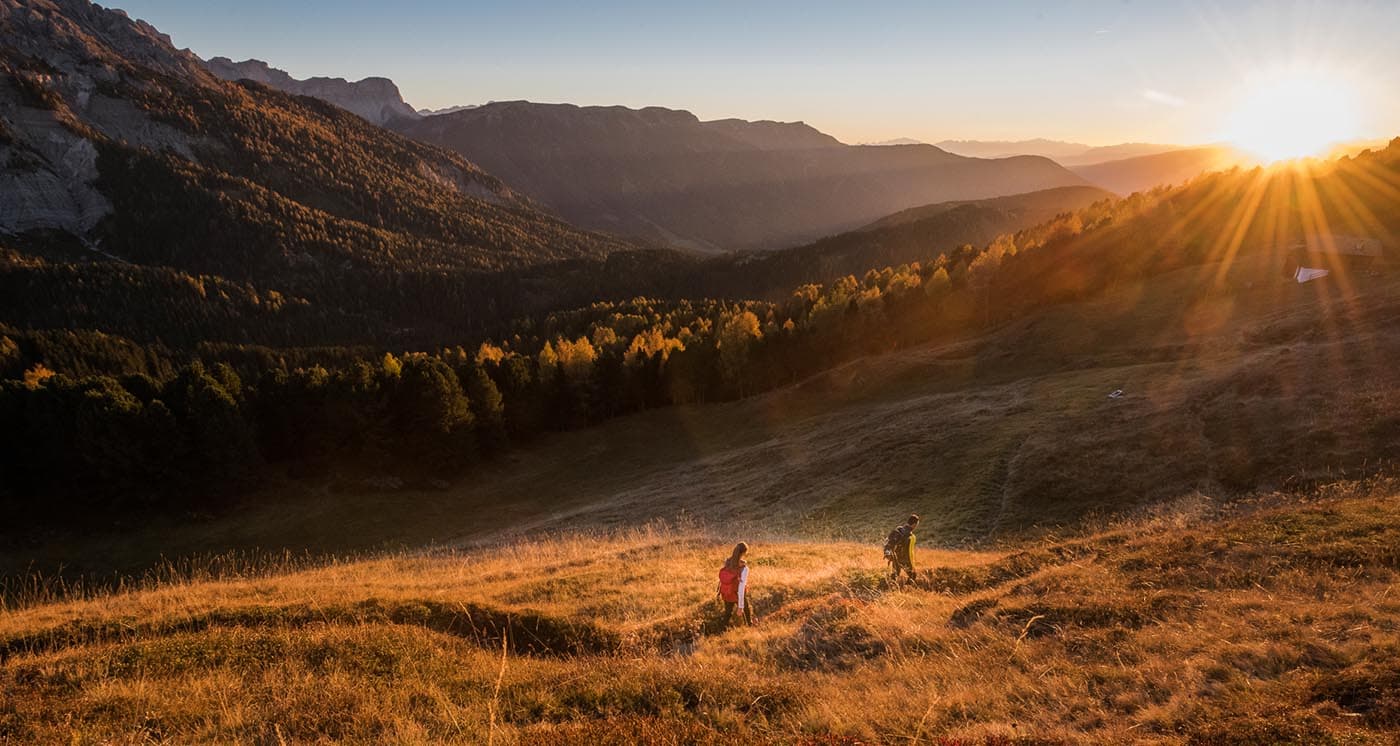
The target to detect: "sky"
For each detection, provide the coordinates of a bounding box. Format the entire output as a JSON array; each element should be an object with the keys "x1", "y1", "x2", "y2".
[{"x1": 115, "y1": 1, "x2": 1400, "y2": 147}]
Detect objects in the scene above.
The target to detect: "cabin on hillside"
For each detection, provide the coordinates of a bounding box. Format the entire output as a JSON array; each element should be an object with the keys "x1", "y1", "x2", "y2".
[{"x1": 1281, "y1": 234, "x2": 1384, "y2": 283}]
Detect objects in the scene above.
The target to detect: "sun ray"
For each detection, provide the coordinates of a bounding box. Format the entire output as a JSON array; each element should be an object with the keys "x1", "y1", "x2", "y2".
[
  {"x1": 1289, "y1": 161, "x2": 1362, "y2": 382},
  {"x1": 1154, "y1": 167, "x2": 1258, "y2": 257},
  {"x1": 1344, "y1": 155, "x2": 1400, "y2": 206},
  {"x1": 1308, "y1": 165, "x2": 1391, "y2": 379},
  {"x1": 1317, "y1": 165, "x2": 1395, "y2": 247},
  {"x1": 1208, "y1": 168, "x2": 1273, "y2": 287}
]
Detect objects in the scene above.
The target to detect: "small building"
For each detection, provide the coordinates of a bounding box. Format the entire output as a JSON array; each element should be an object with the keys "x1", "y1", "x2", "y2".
[{"x1": 1281, "y1": 234, "x2": 1383, "y2": 283}]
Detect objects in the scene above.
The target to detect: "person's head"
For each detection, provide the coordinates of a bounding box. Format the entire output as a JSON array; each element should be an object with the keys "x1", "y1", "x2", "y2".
[
  {"x1": 907, "y1": 514, "x2": 920, "y2": 527},
  {"x1": 728, "y1": 542, "x2": 749, "y2": 565}
]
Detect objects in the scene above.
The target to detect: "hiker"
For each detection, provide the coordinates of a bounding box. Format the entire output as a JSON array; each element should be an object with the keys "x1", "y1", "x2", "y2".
[
  {"x1": 885, "y1": 514, "x2": 919, "y2": 583},
  {"x1": 717, "y1": 542, "x2": 752, "y2": 627}
]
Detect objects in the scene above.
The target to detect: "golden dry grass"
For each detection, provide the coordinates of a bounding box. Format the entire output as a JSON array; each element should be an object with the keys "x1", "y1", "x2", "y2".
[{"x1": 5, "y1": 481, "x2": 1400, "y2": 744}]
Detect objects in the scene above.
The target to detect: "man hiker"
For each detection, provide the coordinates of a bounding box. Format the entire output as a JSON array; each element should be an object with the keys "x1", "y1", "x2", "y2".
[{"x1": 885, "y1": 514, "x2": 919, "y2": 584}]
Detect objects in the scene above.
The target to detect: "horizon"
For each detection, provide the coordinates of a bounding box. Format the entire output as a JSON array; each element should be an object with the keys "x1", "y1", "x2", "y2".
[{"x1": 115, "y1": 0, "x2": 1400, "y2": 152}]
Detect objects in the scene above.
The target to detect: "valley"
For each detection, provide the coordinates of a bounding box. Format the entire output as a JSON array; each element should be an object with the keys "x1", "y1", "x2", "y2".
[
  {"x1": 9, "y1": 248, "x2": 1397, "y2": 584},
  {"x1": 2, "y1": 1, "x2": 1399, "y2": 743}
]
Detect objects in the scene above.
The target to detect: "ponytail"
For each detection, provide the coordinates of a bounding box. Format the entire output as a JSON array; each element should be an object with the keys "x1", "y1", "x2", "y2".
[{"x1": 726, "y1": 541, "x2": 749, "y2": 568}]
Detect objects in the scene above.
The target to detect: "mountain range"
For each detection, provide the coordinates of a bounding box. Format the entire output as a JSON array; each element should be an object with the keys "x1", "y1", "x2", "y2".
[
  {"x1": 192, "y1": 57, "x2": 1251, "y2": 247},
  {"x1": 1, "y1": 0, "x2": 1294, "y2": 352},
  {"x1": 935, "y1": 140, "x2": 1256, "y2": 194},
  {"x1": 181, "y1": 54, "x2": 1101, "y2": 252},
  {"x1": 0, "y1": 0, "x2": 640, "y2": 346},
  {"x1": 936, "y1": 138, "x2": 1188, "y2": 166},
  {"x1": 394, "y1": 102, "x2": 1087, "y2": 251}
]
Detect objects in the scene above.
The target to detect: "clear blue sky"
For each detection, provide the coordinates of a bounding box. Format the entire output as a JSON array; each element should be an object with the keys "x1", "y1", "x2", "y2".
[{"x1": 116, "y1": 1, "x2": 1400, "y2": 146}]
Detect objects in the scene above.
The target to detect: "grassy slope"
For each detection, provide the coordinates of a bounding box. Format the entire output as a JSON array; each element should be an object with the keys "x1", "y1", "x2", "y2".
[
  {"x1": 9, "y1": 252, "x2": 1399, "y2": 578},
  {"x1": 3, "y1": 481, "x2": 1400, "y2": 743}
]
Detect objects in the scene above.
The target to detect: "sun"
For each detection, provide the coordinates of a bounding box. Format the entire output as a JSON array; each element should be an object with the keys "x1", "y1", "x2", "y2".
[{"x1": 1221, "y1": 66, "x2": 1363, "y2": 163}]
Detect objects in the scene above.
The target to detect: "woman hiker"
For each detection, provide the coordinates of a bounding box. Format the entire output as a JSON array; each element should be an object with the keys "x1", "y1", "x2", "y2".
[{"x1": 717, "y1": 542, "x2": 752, "y2": 627}]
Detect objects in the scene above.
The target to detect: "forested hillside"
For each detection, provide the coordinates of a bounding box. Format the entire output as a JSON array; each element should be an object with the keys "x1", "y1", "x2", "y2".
[
  {"x1": 0, "y1": 0, "x2": 639, "y2": 345},
  {"x1": 0, "y1": 185, "x2": 1123, "y2": 352},
  {"x1": 687, "y1": 185, "x2": 1114, "y2": 299}
]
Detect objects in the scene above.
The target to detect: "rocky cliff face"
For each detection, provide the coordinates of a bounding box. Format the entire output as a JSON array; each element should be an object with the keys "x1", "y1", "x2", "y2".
[
  {"x1": 204, "y1": 57, "x2": 419, "y2": 126},
  {"x1": 0, "y1": 106, "x2": 109, "y2": 235},
  {"x1": 0, "y1": 0, "x2": 210, "y2": 237}
]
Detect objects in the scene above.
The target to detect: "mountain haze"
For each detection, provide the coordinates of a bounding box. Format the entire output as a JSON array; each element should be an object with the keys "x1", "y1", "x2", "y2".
[
  {"x1": 1059, "y1": 142, "x2": 1194, "y2": 167},
  {"x1": 396, "y1": 101, "x2": 1089, "y2": 252},
  {"x1": 676, "y1": 185, "x2": 1116, "y2": 299},
  {"x1": 936, "y1": 138, "x2": 1096, "y2": 161},
  {"x1": 1071, "y1": 145, "x2": 1247, "y2": 195},
  {"x1": 937, "y1": 138, "x2": 1187, "y2": 166}
]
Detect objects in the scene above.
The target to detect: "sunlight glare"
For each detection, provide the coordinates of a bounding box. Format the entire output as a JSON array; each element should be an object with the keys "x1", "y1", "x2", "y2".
[{"x1": 1221, "y1": 67, "x2": 1363, "y2": 163}]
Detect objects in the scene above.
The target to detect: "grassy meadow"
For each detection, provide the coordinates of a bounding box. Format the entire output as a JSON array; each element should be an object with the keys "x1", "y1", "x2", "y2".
[{"x1": 4, "y1": 480, "x2": 1400, "y2": 744}]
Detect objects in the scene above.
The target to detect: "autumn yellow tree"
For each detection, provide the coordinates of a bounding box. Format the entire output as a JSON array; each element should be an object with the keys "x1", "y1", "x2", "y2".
[
  {"x1": 717, "y1": 310, "x2": 762, "y2": 396},
  {"x1": 924, "y1": 266, "x2": 951, "y2": 302},
  {"x1": 475, "y1": 341, "x2": 506, "y2": 366},
  {"x1": 556, "y1": 336, "x2": 598, "y2": 380},
  {"x1": 23, "y1": 363, "x2": 56, "y2": 389}
]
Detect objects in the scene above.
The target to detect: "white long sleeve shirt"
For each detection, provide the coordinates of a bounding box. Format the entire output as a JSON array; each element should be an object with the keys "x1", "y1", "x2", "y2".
[{"x1": 737, "y1": 565, "x2": 749, "y2": 609}]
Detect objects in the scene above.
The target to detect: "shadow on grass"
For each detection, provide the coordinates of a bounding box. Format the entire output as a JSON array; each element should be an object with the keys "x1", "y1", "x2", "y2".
[{"x1": 0, "y1": 598, "x2": 621, "y2": 662}]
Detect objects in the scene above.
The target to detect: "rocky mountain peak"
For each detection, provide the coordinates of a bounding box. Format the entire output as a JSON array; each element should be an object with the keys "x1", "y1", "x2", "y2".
[{"x1": 203, "y1": 56, "x2": 419, "y2": 126}]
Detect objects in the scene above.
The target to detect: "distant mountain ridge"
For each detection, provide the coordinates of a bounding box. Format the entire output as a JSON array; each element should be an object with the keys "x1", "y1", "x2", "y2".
[
  {"x1": 1064, "y1": 142, "x2": 1190, "y2": 166},
  {"x1": 936, "y1": 138, "x2": 1095, "y2": 161},
  {"x1": 937, "y1": 139, "x2": 1188, "y2": 167},
  {"x1": 862, "y1": 137, "x2": 925, "y2": 146},
  {"x1": 418, "y1": 104, "x2": 478, "y2": 117},
  {"x1": 204, "y1": 57, "x2": 419, "y2": 126},
  {"x1": 1070, "y1": 146, "x2": 1249, "y2": 195},
  {"x1": 935, "y1": 139, "x2": 1254, "y2": 195},
  {"x1": 396, "y1": 101, "x2": 1088, "y2": 251}
]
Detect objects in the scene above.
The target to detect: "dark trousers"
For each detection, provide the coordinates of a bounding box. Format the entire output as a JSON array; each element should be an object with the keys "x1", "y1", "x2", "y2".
[
  {"x1": 722, "y1": 601, "x2": 752, "y2": 627},
  {"x1": 891, "y1": 560, "x2": 916, "y2": 582}
]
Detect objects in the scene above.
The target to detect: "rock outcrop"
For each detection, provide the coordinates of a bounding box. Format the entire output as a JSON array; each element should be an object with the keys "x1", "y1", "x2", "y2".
[
  {"x1": 418, "y1": 104, "x2": 478, "y2": 117},
  {"x1": 204, "y1": 57, "x2": 419, "y2": 126}
]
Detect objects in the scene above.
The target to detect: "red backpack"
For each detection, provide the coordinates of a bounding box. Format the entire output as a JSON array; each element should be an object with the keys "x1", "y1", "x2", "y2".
[{"x1": 718, "y1": 564, "x2": 743, "y2": 602}]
